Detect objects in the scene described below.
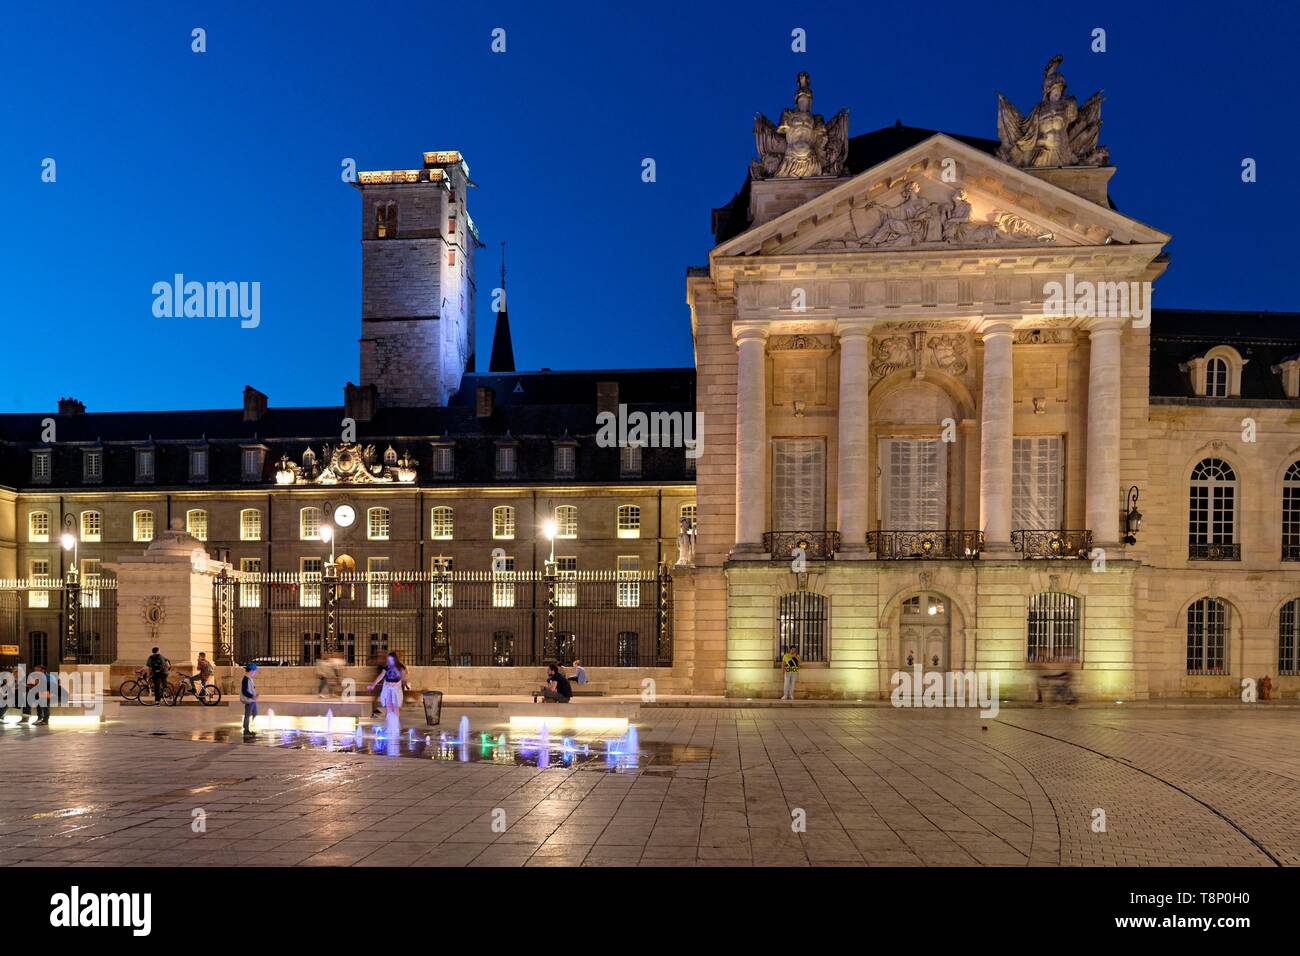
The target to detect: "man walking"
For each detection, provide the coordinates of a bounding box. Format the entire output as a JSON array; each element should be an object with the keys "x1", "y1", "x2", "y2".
[
  {"x1": 146, "y1": 646, "x2": 169, "y2": 703},
  {"x1": 780, "y1": 645, "x2": 800, "y2": 700}
]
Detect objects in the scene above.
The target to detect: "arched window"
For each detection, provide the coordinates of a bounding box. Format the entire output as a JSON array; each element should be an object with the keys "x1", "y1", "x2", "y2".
[
  {"x1": 778, "y1": 590, "x2": 827, "y2": 662},
  {"x1": 80, "y1": 510, "x2": 102, "y2": 542},
  {"x1": 555, "y1": 505, "x2": 578, "y2": 539},
  {"x1": 431, "y1": 506, "x2": 454, "y2": 540},
  {"x1": 1187, "y1": 597, "x2": 1228, "y2": 675},
  {"x1": 300, "y1": 507, "x2": 322, "y2": 541},
  {"x1": 1283, "y1": 462, "x2": 1300, "y2": 560},
  {"x1": 1188, "y1": 458, "x2": 1238, "y2": 560},
  {"x1": 186, "y1": 509, "x2": 208, "y2": 542},
  {"x1": 240, "y1": 509, "x2": 261, "y2": 542},
  {"x1": 133, "y1": 510, "x2": 154, "y2": 543},
  {"x1": 1027, "y1": 592, "x2": 1079, "y2": 663},
  {"x1": 1280, "y1": 598, "x2": 1300, "y2": 676},
  {"x1": 617, "y1": 504, "x2": 641, "y2": 539},
  {"x1": 28, "y1": 510, "x2": 50, "y2": 543},
  {"x1": 1205, "y1": 356, "x2": 1229, "y2": 397},
  {"x1": 492, "y1": 505, "x2": 515, "y2": 540},
  {"x1": 367, "y1": 507, "x2": 391, "y2": 541},
  {"x1": 680, "y1": 502, "x2": 698, "y2": 531}
]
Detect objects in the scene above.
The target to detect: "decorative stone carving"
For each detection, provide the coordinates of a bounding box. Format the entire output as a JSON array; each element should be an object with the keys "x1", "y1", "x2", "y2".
[
  {"x1": 676, "y1": 516, "x2": 695, "y2": 568},
  {"x1": 1014, "y1": 328, "x2": 1072, "y2": 345},
  {"x1": 814, "y1": 180, "x2": 1054, "y2": 250},
  {"x1": 275, "y1": 443, "x2": 418, "y2": 485},
  {"x1": 996, "y1": 55, "x2": 1107, "y2": 168},
  {"x1": 751, "y1": 72, "x2": 849, "y2": 180},
  {"x1": 926, "y1": 334, "x2": 969, "y2": 376},
  {"x1": 870, "y1": 335, "x2": 914, "y2": 380},
  {"x1": 769, "y1": 333, "x2": 835, "y2": 351}
]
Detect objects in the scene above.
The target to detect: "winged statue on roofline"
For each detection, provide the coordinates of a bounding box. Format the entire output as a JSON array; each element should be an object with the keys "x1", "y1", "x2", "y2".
[
  {"x1": 752, "y1": 72, "x2": 849, "y2": 180},
  {"x1": 996, "y1": 55, "x2": 1108, "y2": 168}
]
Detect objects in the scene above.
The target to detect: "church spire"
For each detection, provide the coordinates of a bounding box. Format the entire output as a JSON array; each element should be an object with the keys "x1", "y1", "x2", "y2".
[{"x1": 488, "y1": 241, "x2": 516, "y2": 373}]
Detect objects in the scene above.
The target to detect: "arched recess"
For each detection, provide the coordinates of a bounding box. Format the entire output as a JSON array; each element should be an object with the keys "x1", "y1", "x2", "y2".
[{"x1": 879, "y1": 585, "x2": 971, "y2": 673}]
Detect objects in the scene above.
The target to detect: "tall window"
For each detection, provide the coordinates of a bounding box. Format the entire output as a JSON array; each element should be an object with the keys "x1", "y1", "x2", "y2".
[
  {"x1": 492, "y1": 505, "x2": 515, "y2": 539},
  {"x1": 617, "y1": 556, "x2": 641, "y2": 607},
  {"x1": 241, "y1": 446, "x2": 265, "y2": 481},
  {"x1": 617, "y1": 504, "x2": 641, "y2": 539},
  {"x1": 495, "y1": 444, "x2": 517, "y2": 477},
  {"x1": 492, "y1": 555, "x2": 516, "y2": 607},
  {"x1": 620, "y1": 444, "x2": 642, "y2": 477},
  {"x1": 772, "y1": 438, "x2": 825, "y2": 531},
  {"x1": 1280, "y1": 598, "x2": 1300, "y2": 676},
  {"x1": 28, "y1": 511, "x2": 50, "y2": 543},
  {"x1": 300, "y1": 558, "x2": 322, "y2": 608},
  {"x1": 1187, "y1": 597, "x2": 1228, "y2": 675},
  {"x1": 79, "y1": 559, "x2": 102, "y2": 607},
  {"x1": 554, "y1": 444, "x2": 576, "y2": 478},
  {"x1": 680, "y1": 502, "x2": 698, "y2": 532},
  {"x1": 186, "y1": 509, "x2": 208, "y2": 541},
  {"x1": 240, "y1": 509, "x2": 261, "y2": 541},
  {"x1": 133, "y1": 510, "x2": 154, "y2": 542},
  {"x1": 1027, "y1": 592, "x2": 1079, "y2": 663},
  {"x1": 1188, "y1": 458, "x2": 1237, "y2": 559},
  {"x1": 556, "y1": 556, "x2": 577, "y2": 607},
  {"x1": 375, "y1": 201, "x2": 397, "y2": 238},
  {"x1": 779, "y1": 591, "x2": 827, "y2": 663},
  {"x1": 28, "y1": 560, "x2": 51, "y2": 608},
  {"x1": 300, "y1": 507, "x2": 322, "y2": 541},
  {"x1": 31, "y1": 450, "x2": 51, "y2": 483},
  {"x1": 432, "y1": 445, "x2": 454, "y2": 477},
  {"x1": 239, "y1": 558, "x2": 262, "y2": 607},
  {"x1": 1012, "y1": 436, "x2": 1063, "y2": 529},
  {"x1": 83, "y1": 450, "x2": 102, "y2": 483},
  {"x1": 431, "y1": 506, "x2": 454, "y2": 540},
  {"x1": 367, "y1": 557, "x2": 391, "y2": 608},
  {"x1": 1206, "y1": 356, "x2": 1229, "y2": 398},
  {"x1": 81, "y1": 510, "x2": 102, "y2": 543},
  {"x1": 880, "y1": 438, "x2": 945, "y2": 529},
  {"x1": 368, "y1": 507, "x2": 391, "y2": 541},
  {"x1": 135, "y1": 448, "x2": 154, "y2": 482},
  {"x1": 1283, "y1": 462, "x2": 1300, "y2": 560},
  {"x1": 189, "y1": 447, "x2": 208, "y2": 481},
  {"x1": 555, "y1": 505, "x2": 578, "y2": 539}
]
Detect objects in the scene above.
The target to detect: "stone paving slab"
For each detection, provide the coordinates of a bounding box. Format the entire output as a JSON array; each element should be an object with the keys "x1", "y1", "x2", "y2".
[{"x1": 0, "y1": 704, "x2": 1295, "y2": 866}]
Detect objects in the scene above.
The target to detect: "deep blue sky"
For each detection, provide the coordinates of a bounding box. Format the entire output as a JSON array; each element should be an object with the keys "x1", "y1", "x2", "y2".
[{"x1": 3, "y1": 0, "x2": 1296, "y2": 412}]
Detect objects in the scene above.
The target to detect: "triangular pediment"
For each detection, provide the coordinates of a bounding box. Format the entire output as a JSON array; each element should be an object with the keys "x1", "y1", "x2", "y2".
[{"x1": 713, "y1": 134, "x2": 1168, "y2": 260}]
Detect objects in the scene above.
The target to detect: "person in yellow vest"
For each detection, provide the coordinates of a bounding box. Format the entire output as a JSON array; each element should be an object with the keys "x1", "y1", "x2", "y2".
[{"x1": 780, "y1": 645, "x2": 800, "y2": 700}]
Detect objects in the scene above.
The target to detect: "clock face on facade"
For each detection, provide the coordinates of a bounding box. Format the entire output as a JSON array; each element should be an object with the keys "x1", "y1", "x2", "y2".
[{"x1": 333, "y1": 505, "x2": 356, "y2": 528}]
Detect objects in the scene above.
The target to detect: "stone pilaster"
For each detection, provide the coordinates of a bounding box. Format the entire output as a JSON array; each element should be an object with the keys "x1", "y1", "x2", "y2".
[
  {"x1": 733, "y1": 322, "x2": 769, "y2": 553},
  {"x1": 835, "y1": 320, "x2": 872, "y2": 555},
  {"x1": 1086, "y1": 318, "x2": 1125, "y2": 548},
  {"x1": 979, "y1": 318, "x2": 1017, "y2": 555}
]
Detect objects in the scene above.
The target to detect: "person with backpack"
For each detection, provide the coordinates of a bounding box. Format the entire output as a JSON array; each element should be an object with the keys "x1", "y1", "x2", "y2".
[
  {"x1": 187, "y1": 652, "x2": 214, "y2": 701},
  {"x1": 145, "y1": 647, "x2": 169, "y2": 704}
]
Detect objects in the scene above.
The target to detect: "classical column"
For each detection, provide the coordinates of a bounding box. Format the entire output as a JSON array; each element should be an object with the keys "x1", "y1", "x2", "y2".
[
  {"x1": 733, "y1": 322, "x2": 769, "y2": 553},
  {"x1": 979, "y1": 318, "x2": 1016, "y2": 555},
  {"x1": 1086, "y1": 318, "x2": 1124, "y2": 548},
  {"x1": 835, "y1": 320, "x2": 872, "y2": 555}
]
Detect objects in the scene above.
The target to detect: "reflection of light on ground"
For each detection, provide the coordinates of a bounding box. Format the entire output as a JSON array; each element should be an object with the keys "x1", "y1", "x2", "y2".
[
  {"x1": 249, "y1": 714, "x2": 356, "y2": 733},
  {"x1": 508, "y1": 715, "x2": 629, "y2": 735}
]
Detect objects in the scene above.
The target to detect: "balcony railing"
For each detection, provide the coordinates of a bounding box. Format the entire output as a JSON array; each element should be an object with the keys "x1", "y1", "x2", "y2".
[
  {"x1": 1189, "y1": 542, "x2": 1240, "y2": 561},
  {"x1": 1011, "y1": 529, "x2": 1093, "y2": 559},
  {"x1": 762, "y1": 531, "x2": 839, "y2": 560},
  {"x1": 1283, "y1": 543, "x2": 1300, "y2": 562},
  {"x1": 867, "y1": 530, "x2": 983, "y2": 560}
]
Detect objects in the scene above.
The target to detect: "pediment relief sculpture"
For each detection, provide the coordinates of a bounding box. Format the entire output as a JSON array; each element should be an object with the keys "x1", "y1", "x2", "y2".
[
  {"x1": 811, "y1": 181, "x2": 1054, "y2": 251},
  {"x1": 997, "y1": 55, "x2": 1107, "y2": 169},
  {"x1": 927, "y1": 334, "x2": 968, "y2": 375},
  {"x1": 752, "y1": 72, "x2": 849, "y2": 180},
  {"x1": 870, "y1": 335, "x2": 915, "y2": 381},
  {"x1": 275, "y1": 443, "x2": 418, "y2": 485}
]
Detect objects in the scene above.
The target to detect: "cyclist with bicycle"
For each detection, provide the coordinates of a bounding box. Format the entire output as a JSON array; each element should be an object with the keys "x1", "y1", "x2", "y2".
[
  {"x1": 145, "y1": 647, "x2": 169, "y2": 704},
  {"x1": 187, "y1": 652, "x2": 214, "y2": 701}
]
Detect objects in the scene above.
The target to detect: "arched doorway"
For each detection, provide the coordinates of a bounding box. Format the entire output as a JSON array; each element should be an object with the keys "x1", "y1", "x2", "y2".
[{"x1": 898, "y1": 592, "x2": 950, "y2": 673}]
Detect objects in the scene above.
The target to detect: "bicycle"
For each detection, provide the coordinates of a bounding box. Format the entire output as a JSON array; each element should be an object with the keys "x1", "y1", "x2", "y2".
[
  {"x1": 169, "y1": 678, "x2": 222, "y2": 707},
  {"x1": 117, "y1": 672, "x2": 150, "y2": 702},
  {"x1": 137, "y1": 674, "x2": 176, "y2": 706}
]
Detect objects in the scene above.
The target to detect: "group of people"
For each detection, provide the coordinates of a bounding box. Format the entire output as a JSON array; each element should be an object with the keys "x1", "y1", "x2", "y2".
[
  {"x1": 141, "y1": 647, "x2": 215, "y2": 703},
  {"x1": 532, "y1": 659, "x2": 588, "y2": 704},
  {"x1": 0, "y1": 663, "x2": 52, "y2": 725}
]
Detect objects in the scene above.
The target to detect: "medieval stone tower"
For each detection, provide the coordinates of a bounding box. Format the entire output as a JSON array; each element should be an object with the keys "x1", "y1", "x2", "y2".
[{"x1": 354, "y1": 151, "x2": 477, "y2": 406}]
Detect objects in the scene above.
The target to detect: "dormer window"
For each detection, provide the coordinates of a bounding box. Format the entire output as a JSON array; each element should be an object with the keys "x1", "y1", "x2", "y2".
[
  {"x1": 495, "y1": 442, "x2": 517, "y2": 478},
  {"x1": 135, "y1": 447, "x2": 155, "y2": 484},
  {"x1": 189, "y1": 446, "x2": 209, "y2": 482},
  {"x1": 241, "y1": 444, "x2": 267, "y2": 482},
  {"x1": 1184, "y1": 346, "x2": 1246, "y2": 398},
  {"x1": 554, "y1": 442, "x2": 576, "y2": 478},
  {"x1": 432, "y1": 443, "x2": 454, "y2": 478},
  {"x1": 31, "y1": 449, "x2": 51, "y2": 484},
  {"x1": 1273, "y1": 355, "x2": 1300, "y2": 398},
  {"x1": 82, "y1": 449, "x2": 102, "y2": 484}
]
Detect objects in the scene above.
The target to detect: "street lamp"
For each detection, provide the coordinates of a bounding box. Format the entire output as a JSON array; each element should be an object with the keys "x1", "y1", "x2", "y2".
[
  {"x1": 542, "y1": 516, "x2": 557, "y2": 571},
  {"x1": 1123, "y1": 486, "x2": 1142, "y2": 545},
  {"x1": 320, "y1": 523, "x2": 336, "y2": 564},
  {"x1": 60, "y1": 514, "x2": 79, "y2": 576}
]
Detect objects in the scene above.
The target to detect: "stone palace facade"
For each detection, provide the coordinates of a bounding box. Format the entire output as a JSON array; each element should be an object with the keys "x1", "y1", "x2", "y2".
[{"x1": 3, "y1": 62, "x2": 1300, "y2": 699}]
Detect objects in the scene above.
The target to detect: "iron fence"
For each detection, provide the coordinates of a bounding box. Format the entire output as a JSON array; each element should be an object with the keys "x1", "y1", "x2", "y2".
[
  {"x1": 1011, "y1": 529, "x2": 1093, "y2": 559},
  {"x1": 215, "y1": 567, "x2": 672, "y2": 668},
  {"x1": 0, "y1": 575, "x2": 118, "y2": 666},
  {"x1": 867, "y1": 530, "x2": 984, "y2": 559}
]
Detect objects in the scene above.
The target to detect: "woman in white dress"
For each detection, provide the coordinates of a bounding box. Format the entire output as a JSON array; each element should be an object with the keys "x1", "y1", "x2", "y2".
[{"x1": 367, "y1": 652, "x2": 407, "y2": 719}]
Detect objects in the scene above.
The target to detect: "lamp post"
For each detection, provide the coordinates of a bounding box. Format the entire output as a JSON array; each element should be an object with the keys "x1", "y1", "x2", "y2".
[
  {"x1": 1123, "y1": 486, "x2": 1142, "y2": 545},
  {"x1": 542, "y1": 516, "x2": 558, "y2": 661}
]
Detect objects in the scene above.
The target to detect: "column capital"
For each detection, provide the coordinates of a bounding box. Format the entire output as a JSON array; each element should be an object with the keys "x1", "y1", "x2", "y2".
[
  {"x1": 1084, "y1": 316, "x2": 1127, "y2": 334},
  {"x1": 834, "y1": 318, "x2": 875, "y2": 340},
  {"x1": 732, "y1": 321, "x2": 770, "y2": 346},
  {"x1": 977, "y1": 314, "x2": 1020, "y2": 338}
]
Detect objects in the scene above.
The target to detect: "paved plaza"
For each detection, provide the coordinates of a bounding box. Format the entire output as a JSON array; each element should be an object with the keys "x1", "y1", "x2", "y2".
[{"x1": 1, "y1": 702, "x2": 1297, "y2": 867}]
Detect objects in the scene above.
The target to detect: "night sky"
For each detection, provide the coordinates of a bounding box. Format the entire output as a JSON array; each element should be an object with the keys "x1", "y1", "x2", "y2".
[{"x1": 4, "y1": 0, "x2": 1296, "y2": 412}]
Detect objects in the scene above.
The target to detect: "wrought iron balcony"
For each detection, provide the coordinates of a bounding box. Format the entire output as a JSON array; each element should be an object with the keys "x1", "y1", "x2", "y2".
[
  {"x1": 867, "y1": 530, "x2": 984, "y2": 560},
  {"x1": 1189, "y1": 542, "x2": 1241, "y2": 561},
  {"x1": 762, "y1": 531, "x2": 840, "y2": 560},
  {"x1": 1011, "y1": 529, "x2": 1093, "y2": 559},
  {"x1": 1283, "y1": 543, "x2": 1300, "y2": 562}
]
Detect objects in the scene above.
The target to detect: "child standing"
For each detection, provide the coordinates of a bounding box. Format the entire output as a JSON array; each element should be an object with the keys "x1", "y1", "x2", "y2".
[{"x1": 240, "y1": 663, "x2": 258, "y2": 737}]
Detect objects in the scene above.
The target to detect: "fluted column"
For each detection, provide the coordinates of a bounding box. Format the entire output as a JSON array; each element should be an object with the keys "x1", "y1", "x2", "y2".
[
  {"x1": 979, "y1": 318, "x2": 1016, "y2": 555},
  {"x1": 836, "y1": 320, "x2": 872, "y2": 556},
  {"x1": 733, "y1": 322, "x2": 769, "y2": 553},
  {"x1": 1086, "y1": 318, "x2": 1124, "y2": 548}
]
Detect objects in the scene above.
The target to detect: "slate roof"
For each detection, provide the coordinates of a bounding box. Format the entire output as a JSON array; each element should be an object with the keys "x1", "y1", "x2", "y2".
[
  {"x1": 0, "y1": 369, "x2": 696, "y2": 491},
  {"x1": 1150, "y1": 308, "x2": 1300, "y2": 401}
]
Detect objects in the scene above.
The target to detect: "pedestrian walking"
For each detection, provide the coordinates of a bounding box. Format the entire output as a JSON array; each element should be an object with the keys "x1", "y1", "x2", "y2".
[
  {"x1": 27, "y1": 664, "x2": 51, "y2": 725},
  {"x1": 240, "y1": 663, "x2": 259, "y2": 737},
  {"x1": 367, "y1": 652, "x2": 407, "y2": 719},
  {"x1": 780, "y1": 645, "x2": 800, "y2": 700}
]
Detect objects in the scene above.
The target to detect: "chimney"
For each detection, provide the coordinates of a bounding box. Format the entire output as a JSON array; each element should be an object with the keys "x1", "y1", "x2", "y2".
[
  {"x1": 57, "y1": 397, "x2": 85, "y2": 415},
  {"x1": 596, "y1": 381, "x2": 619, "y2": 416},
  {"x1": 344, "y1": 381, "x2": 378, "y2": 422},
  {"x1": 242, "y1": 386, "x2": 268, "y2": 422},
  {"x1": 475, "y1": 386, "x2": 495, "y2": 418}
]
